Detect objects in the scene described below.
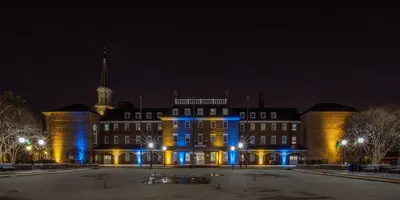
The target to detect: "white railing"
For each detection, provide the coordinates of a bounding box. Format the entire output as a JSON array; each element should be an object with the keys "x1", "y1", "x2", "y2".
[{"x1": 175, "y1": 98, "x2": 227, "y2": 105}]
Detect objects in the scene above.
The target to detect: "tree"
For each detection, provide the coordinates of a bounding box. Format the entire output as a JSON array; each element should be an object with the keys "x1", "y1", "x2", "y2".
[
  {"x1": 343, "y1": 107, "x2": 400, "y2": 164},
  {"x1": 0, "y1": 91, "x2": 42, "y2": 163}
]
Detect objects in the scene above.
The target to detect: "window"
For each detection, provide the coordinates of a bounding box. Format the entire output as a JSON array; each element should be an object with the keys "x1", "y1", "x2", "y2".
[
  {"x1": 282, "y1": 136, "x2": 287, "y2": 144},
  {"x1": 222, "y1": 108, "x2": 229, "y2": 115},
  {"x1": 147, "y1": 152, "x2": 151, "y2": 161},
  {"x1": 173, "y1": 134, "x2": 178, "y2": 143},
  {"x1": 223, "y1": 121, "x2": 228, "y2": 128},
  {"x1": 135, "y1": 124, "x2": 141, "y2": 131},
  {"x1": 157, "y1": 123, "x2": 162, "y2": 131},
  {"x1": 173, "y1": 152, "x2": 177, "y2": 161},
  {"x1": 250, "y1": 136, "x2": 255, "y2": 144},
  {"x1": 125, "y1": 153, "x2": 130, "y2": 161},
  {"x1": 104, "y1": 136, "x2": 109, "y2": 144},
  {"x1": 271, "y1": 123, "x2": 276, "y2": 131},
  {"x1": 250, "y1": 123, "x2": 255, "y2": 131},
  {"x1": 292, "y1": 136, "x2": 297, "y2": 144},
  {"x1": 125, "y1": 124, "x2": 130, "y2": 131},
  {"x1": 210, "y1": 108, "x2": 216, "y2": 115},
  {"x1": 223, "y1": 134, "x2": 228, "y2": 143},
  {"x1": 173, "y1": 120, "x2": 178, "y2": 129},
  {"x1": 271, "y1": 136, "x2": 276, "y2": 144},
  {"x1": 210, "y1": 134, "x2": 216, "y2": 143},
  {"x1": 250, "y1": 112, "x2": 256, "y2": 119},
  {"x1": 211, "y1": 121, "x2": 216, "y2": 129},
  {"x1": 240, "y1": 123, "x2": 245, "y2": 131},
  {"x1": 185, "y1": 108, "x2": 191, "y2": 116},
  {"x1": 240, "y1": 112, "x2": 245, "y2": 119},
  {"x1": 135, "y1": 136, "x2": 140, "y2": 144},
  {"x1": 157, "y1": 112, "x2": 162, "y2": 119},
  {"x1": 292, "y1": 124, "x2": 297, "y2": 131},
  {"x1": 105, "y1": 124, "x2": 109, "y2": 131},
  {"x1": 93, "y1": 132, "x2": 97, "y2": 145},
  {"x1": 197, "y1": 108, "x2": 203, "y2": 116},
  {"x1": 260, "y1": 112, "x2": 266, "y2": 119},
  {"x1": 223, "y1": 152, "x2": 228, "y2": 162},
  {"x1": 135, "y1": 112, "x2": 141, "y2": 119},
  {"x1": 146, "y1": 112, "x2": 152, "y2": 119},
  {"x1": 185, "y1": 152, "x2": 190, "y2": 162},
  {"x1": 271, "y1": 112, "x2": 277, "y2": 119},
  {"x1": 185, "y1": 134, "x2": 190, "y2": 143},
  {"x1": 261, "y1": 136, "x2": 266, "y2": 144},
  {"x1": 211, "y1": 152, "x2": 216, "y2": 162},
  {"x1": 125, "y1": 136, "x2": 130, "y2": 144},
  {"x1": 282, "y1": 123, "x2": 287, "y2": 131},
  {"x1": 173, "y1": 108, "x2": 179, "y2": 116},
  {"x1": 114, "y1": 124, "x2": 119, "y2": 131},
  {"x1": 124, "y1": 112, "x2": 131, "y2": 119},
  {"x1": 198, "y1": 121, "x2": 203, "y2": 128},
  {"x1": 146, "y1": 123, "x2": 152, "y2": 131},
  {"x1": 114, "y1": 136, "x2": 119, "y2": 144},
  {"x1": 198, "y1": 134, "x2": 203, "y2": 143},
  {"x1": 250, "y1": 154, "x2": 255, "y2": 162},
  {"x1": 261, "y1": 123, "x2": 266, "y2": 131},
  {"x1": 185, "y1": 121, "x2": 191, "y2": 128}
]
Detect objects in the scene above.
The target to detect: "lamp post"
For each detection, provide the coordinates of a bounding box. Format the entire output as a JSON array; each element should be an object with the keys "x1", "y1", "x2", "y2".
[
  {"x1": 148, "y1": 142, "x2": 154, "y2": 169},
  {"x1": 230, "y1": 146, "x2": 235, "y2": 170},
  {"x1": 238, "y1": 142, "x2": 243, "y2": 168},
  {"x1": 341, "y1": 139, "x2": 347, "y2": 164},
  {"x1": 162, "y1": 146, "x2": 167, "y2": 167},
  {"x1": 38, "y1": 139, "x2": 45, "y2": 161},
  {"x1": 357, "y1": 137, "x2": 364, "y2": 165}
]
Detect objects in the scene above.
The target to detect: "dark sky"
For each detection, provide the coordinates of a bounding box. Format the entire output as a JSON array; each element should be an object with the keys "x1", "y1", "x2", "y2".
[{"x1": 2, "y1": 1, "x2": 400, "y2": 112}]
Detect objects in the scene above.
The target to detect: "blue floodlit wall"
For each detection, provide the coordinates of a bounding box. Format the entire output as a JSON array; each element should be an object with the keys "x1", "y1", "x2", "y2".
[
  {"x1": 179, "y1": 152, "x2": 185, "y2": 165},
  {"x1": 71, "y1": 112, "x2": 90, "y2": 164}
]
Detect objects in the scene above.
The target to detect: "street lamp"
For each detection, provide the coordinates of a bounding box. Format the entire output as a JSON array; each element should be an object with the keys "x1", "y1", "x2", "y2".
[
  {"x1": 148, "y1": 142, "x2": 154, "y2": 169},
  {"x1": 26, "y1": 146, "x2": 32, "y2": 151},
  {"x1": 341, "y1": 139, "x2": 347, "y2": 164},
  {"x1": 230, "y1": 146, "x2": 235, "y2": 169},
  {"x1": 357, "y1": 138, "x2": 364, "y2": 144},
  {"x1": 238, "y1": 142, "x2": 244, "y2": 168},
  {"x1": 38, "y1": 139, "x2": 45, "y2": 146},
  {"x1": 38, "y1": 139, "x2": 45, "y2": 161},
  {"x1": 162, "y1": 146, "x2": 167, "y2": 167},
  {"x1": 19, "y1": 137, "x2": 26, "y2": 143}
]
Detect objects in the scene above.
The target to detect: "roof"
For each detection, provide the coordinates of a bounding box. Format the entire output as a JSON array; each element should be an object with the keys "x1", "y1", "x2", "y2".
[
  {"x1": 101, "y1": 107, "x2": 169, "y2": 121},
  {"x1": 301, "y1": 103, "x2": 357, "y2": 115},
  {"x1": 44, "y1": 103, "x2": 99, "y2": 114},
  {"x1": 233, "y1": 108, "x2": 301, "y2": 121},
  {"x1": 247, "y1": 144, "x2": 307, "y2": 151}
]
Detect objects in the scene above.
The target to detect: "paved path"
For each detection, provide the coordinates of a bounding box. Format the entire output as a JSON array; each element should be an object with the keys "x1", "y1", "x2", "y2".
[{"x1": 0, "y1": 168, "x2": 92, "y2": 178}]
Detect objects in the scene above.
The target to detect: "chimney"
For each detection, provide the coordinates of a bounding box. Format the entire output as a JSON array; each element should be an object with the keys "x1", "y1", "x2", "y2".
[
  {"x1": 259, "y1": 92, "x2": 265, "y2": 108},
  {"x1": 224, "y1": 89, "x2": 229, "y2": 99},
  {"x1": 173, "y1": 89, "x2": 180, "y2": 99}
]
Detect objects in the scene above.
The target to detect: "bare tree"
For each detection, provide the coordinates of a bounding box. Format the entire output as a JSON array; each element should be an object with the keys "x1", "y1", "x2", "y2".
[{"x1": 343, "y1": 107, "x2": 400, "y2": 164}]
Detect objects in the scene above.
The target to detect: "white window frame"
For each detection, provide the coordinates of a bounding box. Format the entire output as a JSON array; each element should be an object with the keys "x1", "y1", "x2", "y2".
[
  {"x1": 292, "y1": 136, "x2": 297, "y2": 144},
  {"x1": 271, "y1": 123, "x2": 276, "y2": 131},
  {"x1": 250, "y1": 112, "x2": 256, "y2": 119},
  {"x1": 223, "y1": 152, "x2": 228, "y2": 162},
  {"x1": 105, "y1": 124, "x2": 109, "y2": 131},
  {"x1": 210, "y1": 121, "x2": 216, "y2": 129},
  {"x1": 173, "y1": 120, "x2": 178, "y2": 129},
  {"x1": 135, "y1": 124, "x2": 141, "y2": 131},
  {"x1": 157, "y1": 112, "x2": 162, "y2": 119},
  {"x1": 172, "y1": 108, "x2": 179, "y2": 116},
  {"x1": 292, "y1": 124, "x2": 297, "y2": 131},
  {"x1": 261, "y1": 136, "x2": 266, "y2": 144},
  {"x1": 104, "y1": 136, "x2": 109, "y2": 144},
  {"x1": 125, "y1": 136, "x2": 130, "y2": 144},
  {"x1": 282, "y1": 136, "x2": 287, "y2": 144},
  {"x1": 185, "y1": 121, "x2": 191, "y2": 128},
  {"x1": 223, "y1": 121, "x2": 228, "y2": 128},
  {"x1": 93, "y1": 132, "x2": 97, "y2": 145},
  {"x1": 146, "y1": 112, "x2": 152, "y2": 119},
  {"x1": 271, "y1": 136, "x2": 276, "y2": 144},
  {"x1": 197, "y1": 121, "x2": 203, "y2": 128},
  {"x1": 157, "y1": 123, "x2": 162, "y2": 131},
  {"x1": 261, "y1": 123, "x2": 266, "y2": 131},
  {"x1": 114, "y1": 124, "x2": 119, "y2": 131},
  {"x1": 240, "y1": 123, "x2": 245, "y2": 131},
  {"x1": 135, "y1": 112, "x2": 141, "y2": 119},
  {"x1": 136, "y1": 136, "x2": 141, "y2": 144},
  {"x1": 210, "y1": 152, "x2": 216, "y2": 162},
  {"x1": 125, "y1": 123, "x2": 130, "y2": 131},
  {"x1": 282, "y1": 123, "x2": 287, "y2": 131},
  {"x1": 210, "y1": 134, "x2": 216, "y2": 143},
  {"x1": 210, "y1": 108, "x2": 216, "y2": 116},
  {"x1": 185, "y1": 108, "x2": 191, "y2": 116},
  {"x1": 185, "y1": 152, "x2": 190, "y2": 162},
  {"x1": 173, "y1": 134, "x2": 178, "y2": 143},
  {"x1": 240, "y1": 112, "x2": 245, "y2": 119},
  {"x1": 185, "y1": 134, "x2": 190, "y2": 143},
  {"x1": 198, "y1": 134, "x2": 203, "y2": 143},
  {"x1": 146, "y1": 123, "x2": 152, "y2": 131},
  {"x1": 271, "y1": 112, "x2": 277, "y2": 119},
  {"x1": 250, "y1": 123, "x2": 255, "y2": 131},
  {"x1": 222, "y1": 108, "x2": 229, "y2": 115},
  {"x1": 114, "y1": 136, "x2": 119, "y2": 144},
  {"x1": 124, "y1": 112, "x2": 131, "y2": 119},
  {"x1": 260, "y1": 112, "x2": 266, "y2": 119},
  {"x1": 250, "y1": 136, "x2": 255, "y2": 144},
  {"x1": 223, "y1": 134, "x2": 228, "y2": 143},
  {"x1": 197, "y1": 108, "x2": 204, "y2": 116}
]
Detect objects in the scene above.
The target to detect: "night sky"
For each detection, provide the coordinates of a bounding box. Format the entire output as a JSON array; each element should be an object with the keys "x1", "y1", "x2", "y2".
[{"x1": 2, "y1": 1, "x2": 400, "y2": 112}]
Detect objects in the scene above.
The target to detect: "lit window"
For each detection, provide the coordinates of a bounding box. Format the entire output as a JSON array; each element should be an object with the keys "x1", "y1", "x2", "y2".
[
  {"x1": 146, "y1": 112, "x2": 152, "y2": 119},
  {"x1": 260, "y1": 112, "x2": 266, "y2": 119},
  {"x1": 223, "y1": 152, "x2": 228, "y2": 162},
  {"x1": 222, "y1": 108, "x2": 229, "y2": 115},
  {"x1": 210, "y1": 108, "x2": 216, "y2": 115},
  {"x1": 104, "y1": 136, "x2": 109, "y2": 144},
  {"x1": 223, "y1": 134, "x2": 228, "y2": 143},
  {"x1": 135, "y1": 112, "x2": 141, "y2": 119},
  {"x1": 282, "y1": 123, "x2": 287, "y2": 131},
  {"x1": 125, "y1": 136, "x2": 130, "y2": 144},
  {"x1": 124, "y1": 112, "x2": 131, "y2": 119},
  {"x1": 157, "y1": 112, "x2": 162, "y2": 118},
  {"x1": 210, "y1": 134, "x2": 216, "y2": 143},
  {"x1": 125, "y1": 124, "x2": 130, "y2": 131},
  {"x1": 173, "y1": 121, "x2": 178, "y2": 129},
  {"x1": 211, "y1": 152, "x2": 216, "y2": 162},
  {"x1": 250, "y1": 136, "x2": 255, "y2": 144},
  {"x1": 271, "y1": 112, "x2": 277, "y2": 119},
  {"x1": 240, "y1": 112, "x2": 245, "y2": 119},
  {"x1": 114, "y1": 136, "x2": 119, "y2": 144},
  {"x1": 185, "y1": 108, "x2": 191, "y2": 116},
  {"x1": 157, "y1": 123, "x2": 162, "y2": 131},
  {"x1": 292, "y1": 136, "x2": 297, "y2": 144},
  {"x1": 271, "y1": 136, "x2": 276, "y2": 144},
  {"x1": 250, "y1": 112, "x2": 256, "y2": 119},
  {"x1": 261, "y1": 123, "x2": 266, "y2": 131},
  {"x1": 173, "y1": 109, "x2": 179, "y2": 116},
  {"x1": 223, "y1": 121, "x2": 228, "y2": 128},
  {"x1": 185, "y1": 134, "x2": 190, "y2": 143},
  {"x1": 146, "y1": 124, "x2": 152, "y2": 131},
  {"x1": 135, "y1": 124, "x2": 141, "y2": 131},
  {"x1": 271, "y1": 123, "x2": 276, "y2": 131},
  {"x1": 136, "y1": 136, "x2": 141, "y2": 144},
  {"x1": 211, "y1": 121, "x2": 216, "y2": 129},
  {"x1": 197, "y1": 121, "x2": 203, "y2": 128},
  {"x1": 282, "y1": 136, "x2": 287, "y2": 144},
  {"x1": 250, "y1": 123, "x2": 255, "y2": 131},
  {"x1": 185, "y1": 152, "x2": 190, "y2": 161},
  {"x1": 173, "y1": 134, "x2": 178, "y2": 143},
  {"x1": 105, "y1": 124, "x2": 109, "y2": 131},
  {"x1": 114, "y1": 124, "x2": 119, "y2": 131},
  {"x1": 292, "y1": 124, "x2": 297, "y2": 131},
  {"x1": 197, "y1": 108, "x2": 204, "y2": 116},
  {"x1": 240, "y1": 123, "x2": 245, "y2": 131},
  {"x1": 185, "y1": 121, "x2": 191, "y2": 128},
  {"x1": 261, "y1": 136, "x2": 266, "y2": 144}
]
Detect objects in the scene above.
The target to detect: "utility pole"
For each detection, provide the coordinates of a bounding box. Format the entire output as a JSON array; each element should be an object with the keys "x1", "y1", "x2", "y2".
[
  {"x1": 139, "y1": 96, "x2": 143, "y2": 168},
  {"x1": 192, "y1": 97, "x2": 195, "y2": 168}
]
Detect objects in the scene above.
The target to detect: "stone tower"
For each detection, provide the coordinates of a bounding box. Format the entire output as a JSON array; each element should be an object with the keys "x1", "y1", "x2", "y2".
[{"x1": 94, "y1": 47, "x2": 113, "y2": 115}]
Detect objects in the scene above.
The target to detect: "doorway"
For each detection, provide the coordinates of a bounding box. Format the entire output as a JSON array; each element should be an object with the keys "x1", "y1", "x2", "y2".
[
  {"x1": 104, "y1": 155, "x2": 112, "y2": 164},
  {"x1": 196, "y1": 152, "x2": 205, "y2": 165},
  {"x1": 289, "y1": 155, "x2": 298, "y2": 165}
]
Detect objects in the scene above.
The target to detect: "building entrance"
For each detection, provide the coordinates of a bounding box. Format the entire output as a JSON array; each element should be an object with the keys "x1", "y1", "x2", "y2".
[{"x1": 196, "y1": 152, "x2": 205, "y2": 165}]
